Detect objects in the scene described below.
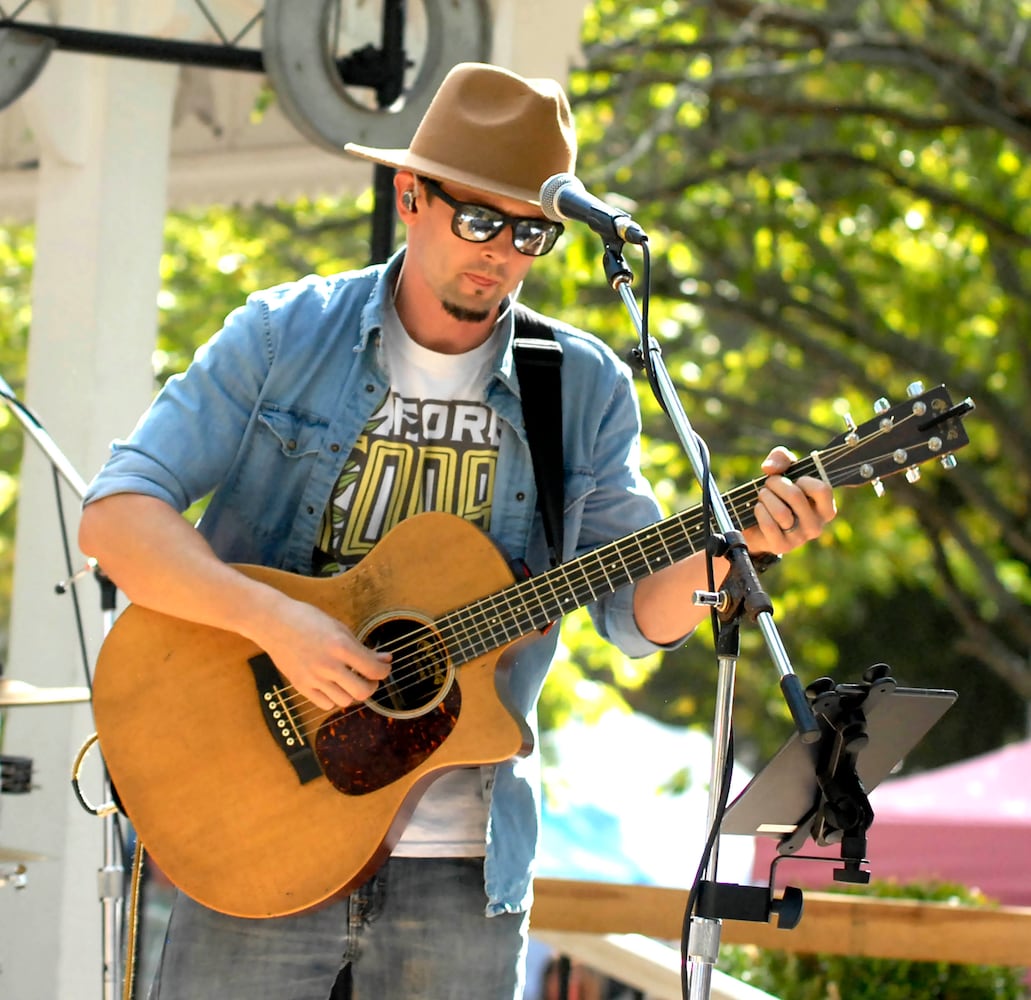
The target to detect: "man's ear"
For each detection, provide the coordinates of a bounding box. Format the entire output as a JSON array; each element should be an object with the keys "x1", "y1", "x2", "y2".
[{"x1": 395, "y1": 171, "x2": 418, "y2": 217}]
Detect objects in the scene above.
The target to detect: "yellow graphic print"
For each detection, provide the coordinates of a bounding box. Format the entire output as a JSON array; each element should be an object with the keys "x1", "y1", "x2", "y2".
[{"x1": 315, "y1": 393, "x2": 500, "y2": 575}]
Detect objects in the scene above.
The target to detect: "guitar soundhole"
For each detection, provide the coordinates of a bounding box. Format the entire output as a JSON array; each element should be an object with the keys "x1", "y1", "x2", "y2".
[
  {"x1": 362, "y1": 614, "x2": 454, "y2": 719},
  {"x1": 313, "y1": 614, "x2": 461, "y2": 796}
]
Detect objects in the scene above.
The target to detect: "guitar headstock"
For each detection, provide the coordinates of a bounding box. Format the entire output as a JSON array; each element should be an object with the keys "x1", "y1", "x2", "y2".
[{"x1": 809, "y1": 383, "x2": 974, "y2": 494}]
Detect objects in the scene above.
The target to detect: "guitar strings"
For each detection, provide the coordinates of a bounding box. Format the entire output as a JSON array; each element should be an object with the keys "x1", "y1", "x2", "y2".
[
  {"x1": 273, "y1": 416, "x2": 933, "y2": 733},
  {"x1": 279, "y1": 445, "x2": 798, "y2": 725},
  {"x1": 277, "y1": 439, "x2": 903, "y2": 732},
  {"x1": 277, "y1": 459, "x2": 840, "y2": 735},
  {"x1": 274, "y1": 471, "x2": 766, "y2": 732},
  {"x1": 277, "y1": 461, "x2": 797, "y2": 724}
]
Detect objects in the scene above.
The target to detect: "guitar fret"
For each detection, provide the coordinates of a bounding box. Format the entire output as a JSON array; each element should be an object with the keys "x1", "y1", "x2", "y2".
[
  {"x1": 447, "y1": 590, "x2": 535, "y2": 662},
  {"x1": 567, "y1": 558, "x2": 600, "y2": 605},
  {"x1": 522, "y1": 577, "x2": 555, "y2": 629},
  {"x1": 594, "y1": 551, "x2": 615, "y2": 590},
  {"x1": 540, "y1": 566, "x2": 582, "y2": 618},
  {"x1": 585, "y1": 551, "x2": 621, "y2": 596},
  {"x1": 631, "y1": 532, "x2": 651, "y2": 573}
]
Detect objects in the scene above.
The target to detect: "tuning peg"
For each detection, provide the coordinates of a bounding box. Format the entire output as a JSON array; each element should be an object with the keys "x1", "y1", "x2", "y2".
[
  {"x1": 872, "y1": 397, "x2": 897, "y2": 432},
  {"x1": 906, "y1": 381, "x2": 925, "y2": 398},
  {"x1": 842, "y1": 413, "x2": 859, "y2": 446},
  {"x1": 905, "y1": 466, "x2": 922, "y2": 483},
  {"x1": 870, "y1": 478, "x2": 885, "y2": 497},
  {"x1": 940, "y1": 454, "x2": 958, "y2": 470}
]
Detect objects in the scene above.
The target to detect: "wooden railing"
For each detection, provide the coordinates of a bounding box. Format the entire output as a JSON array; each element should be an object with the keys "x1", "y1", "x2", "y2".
[
  {"x1": 531, "y1": 930, "x2": 778, "y2": 1000},
  {"x1": 532, "y1": 878, "x2": 1031, "y2": 968}
]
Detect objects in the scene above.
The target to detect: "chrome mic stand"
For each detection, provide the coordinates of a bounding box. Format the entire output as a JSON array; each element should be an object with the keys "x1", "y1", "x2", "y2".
[
  {"x1": 596, "y1": 240, "x2": 821, "y2": 1000},
  {"x1": 0, "y1": 372, "x2": 126, "y2": 1000}
]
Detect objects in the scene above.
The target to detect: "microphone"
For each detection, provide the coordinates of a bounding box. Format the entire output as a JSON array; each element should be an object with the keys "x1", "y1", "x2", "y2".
[{"x1": 539, "y1": 173, "x2": 648, "y2": 245}]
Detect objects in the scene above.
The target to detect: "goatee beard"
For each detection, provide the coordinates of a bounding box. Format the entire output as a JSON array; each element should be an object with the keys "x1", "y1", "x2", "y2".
[{"x1": 442, "y1": 299, "x2": 491, "y2": 324}]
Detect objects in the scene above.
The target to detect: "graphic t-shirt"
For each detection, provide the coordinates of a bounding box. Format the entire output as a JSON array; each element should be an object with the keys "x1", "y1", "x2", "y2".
[
  {"x1": 315, "y1": 307, "x2": 501, "y2": 574},
  {"x1": 314, "y1": 303, "x2": 502, "y2": 856}
]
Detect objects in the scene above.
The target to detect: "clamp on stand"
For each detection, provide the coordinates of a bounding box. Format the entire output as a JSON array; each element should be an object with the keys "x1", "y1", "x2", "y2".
[
  {"x1": 688, "y1": 667, "x2": 887, "y2": 945},
  {"x1": 689, "y1": 662, "x2": 957, "y2": 990},
  {"x1": 801, "y1": 666, "x2": 893, "y2": 882},
  {"x1": 716, "y1": 664, "x2": 956, "y2": 939}
]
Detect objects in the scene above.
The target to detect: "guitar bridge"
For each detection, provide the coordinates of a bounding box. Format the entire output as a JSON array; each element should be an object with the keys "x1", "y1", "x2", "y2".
[{"x1": 248, "y1": 653, "x2": 323, "y2": 785}]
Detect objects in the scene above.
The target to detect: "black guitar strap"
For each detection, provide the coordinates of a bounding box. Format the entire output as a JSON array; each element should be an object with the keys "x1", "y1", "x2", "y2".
[{"x1": 512, "y1": 303, "x2": 565, "y2": 568}]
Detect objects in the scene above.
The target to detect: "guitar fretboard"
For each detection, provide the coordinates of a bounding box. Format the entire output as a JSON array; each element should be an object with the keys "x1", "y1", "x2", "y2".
[{"x1": 436, "y1": 455, "x2": 819, "y2": 663}]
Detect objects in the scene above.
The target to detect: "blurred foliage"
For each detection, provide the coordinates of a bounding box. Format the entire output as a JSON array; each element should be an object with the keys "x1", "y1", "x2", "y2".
[
  {"x1": 0, "y1": 220, "x2": 34, "y2": 656},
  {"x1": 534, "y1": 0, "x2": 1031, "y2": 770},
  {"x1": 155, "y1": 193, "x2": 378, "y2": 382},
  {"x1": 1, "y1": 0, "x2": 1028, "y2": 778},
  {"x1": 717, "y1": 880, "x2": 1028, "y2": 998}
]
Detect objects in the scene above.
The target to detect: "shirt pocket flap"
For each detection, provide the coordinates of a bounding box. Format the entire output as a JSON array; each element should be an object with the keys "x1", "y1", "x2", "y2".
[{"x1": 258, "y1": 405, "x2": 326, "y2": 458}]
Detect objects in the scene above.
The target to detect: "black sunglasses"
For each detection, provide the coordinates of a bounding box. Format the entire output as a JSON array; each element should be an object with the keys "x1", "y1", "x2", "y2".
[{"x1": 420, "y1": 178, "x2": 564, "y2": 257}]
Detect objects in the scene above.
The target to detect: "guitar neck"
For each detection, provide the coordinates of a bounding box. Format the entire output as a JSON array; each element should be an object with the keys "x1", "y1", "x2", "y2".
[{"x1": 436, "y1": 455, "x2": 820, "y2": 663}]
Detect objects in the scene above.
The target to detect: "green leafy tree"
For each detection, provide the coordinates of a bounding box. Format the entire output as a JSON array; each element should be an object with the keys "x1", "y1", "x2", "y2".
[
  {"x1": 535, "y1": 0, "x2": 1030, "y2": 767},
  {"x1": 155, "y1": 194, "x2": 378, "y2": 381}
]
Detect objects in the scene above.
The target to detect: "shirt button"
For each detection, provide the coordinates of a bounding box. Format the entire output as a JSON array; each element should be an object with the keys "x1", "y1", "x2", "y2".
[
  {"x1": 330, "y1": 443, "x2": 341, "y2": 453},
  {"x1": 287, "y1": 439, "x2": 297, "y2": 450},
  {"x1": 365, "y1": 384, "x2": 376, "y2": 392},
  {"x1": 515, "y1": 492, "x2": 526, "y2": 501},
  {"x1": 307, "y1": 506, "x2": 315, "y2": 514}
]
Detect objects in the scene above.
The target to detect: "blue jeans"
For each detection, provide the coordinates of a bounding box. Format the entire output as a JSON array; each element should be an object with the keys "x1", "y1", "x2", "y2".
[{"x1": 149, "y1": 857, "x2": 530, "y2": 999}]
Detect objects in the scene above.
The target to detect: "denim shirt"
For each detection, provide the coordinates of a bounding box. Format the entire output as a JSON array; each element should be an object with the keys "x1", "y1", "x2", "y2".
[{"x1": 84, "y1": 250, "x2": 678, "y2": 916}]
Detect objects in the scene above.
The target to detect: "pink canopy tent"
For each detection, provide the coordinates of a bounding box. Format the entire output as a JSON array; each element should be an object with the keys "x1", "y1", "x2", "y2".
[{"x1": 749, "y1": 739, "x2": 1031, "y2": 907}]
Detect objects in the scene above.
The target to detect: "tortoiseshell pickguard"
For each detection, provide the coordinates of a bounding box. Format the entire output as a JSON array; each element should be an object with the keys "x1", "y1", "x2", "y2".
[{"x1": 315, "y1": 685, "x2": 462, "y2": 795}]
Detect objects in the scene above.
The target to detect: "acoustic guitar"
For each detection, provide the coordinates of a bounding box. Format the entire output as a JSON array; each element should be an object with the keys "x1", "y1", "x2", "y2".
[{"x1": 91, "y1": 384, "x2": 972, "y2": 918}]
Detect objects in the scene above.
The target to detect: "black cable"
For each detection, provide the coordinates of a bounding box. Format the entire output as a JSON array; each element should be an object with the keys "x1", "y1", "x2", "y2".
[{"x1": 51, "y1": 465, "x2": 93, "y2": 690}]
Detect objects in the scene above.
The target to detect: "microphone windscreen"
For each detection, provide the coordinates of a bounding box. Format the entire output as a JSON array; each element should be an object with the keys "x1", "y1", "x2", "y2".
[{"x1": 539, "y1": 173, "x2": 580, "y2": 222}]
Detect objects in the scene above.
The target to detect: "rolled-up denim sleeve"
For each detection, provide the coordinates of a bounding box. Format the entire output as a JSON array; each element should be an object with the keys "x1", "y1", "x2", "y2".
[
  {"x1": 83, "y1": 295, "x2": 273, "y2": 511},
  {"x1": 577, "y1": 371, "x2": 692, "y2": 659}
]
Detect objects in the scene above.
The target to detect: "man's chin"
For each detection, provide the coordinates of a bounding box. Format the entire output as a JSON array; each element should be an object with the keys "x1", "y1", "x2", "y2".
[{"x1": 442, "y1": 299, "x2": 492, "y2": 324}]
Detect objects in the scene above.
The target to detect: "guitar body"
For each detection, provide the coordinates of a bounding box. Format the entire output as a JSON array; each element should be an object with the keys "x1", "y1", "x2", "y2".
[{"x1": 92, "y1": 512, "x2": 533, "y2": 919}]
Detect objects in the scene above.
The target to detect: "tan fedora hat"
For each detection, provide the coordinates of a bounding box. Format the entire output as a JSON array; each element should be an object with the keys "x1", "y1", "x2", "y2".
[{"x1": 345, "y1": 62, "x2": 577, "y2": 206}]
